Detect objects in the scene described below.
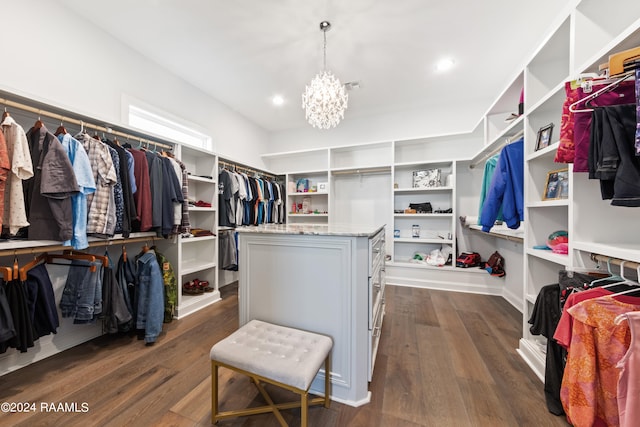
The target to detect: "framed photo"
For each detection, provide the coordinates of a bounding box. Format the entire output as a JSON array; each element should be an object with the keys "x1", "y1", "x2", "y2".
[
  {"x1": 535, "y1": 123, "x2": 554, "y2": 151},
  {"x1": 317, "y1": 182, "x2": 328, "y2": 193},
  {"x1": 543, "y1": 168, "x2": 569, "y2": 200},
  {"x1": 413, "y1": 169, "x2": 441, "y2": 188}
]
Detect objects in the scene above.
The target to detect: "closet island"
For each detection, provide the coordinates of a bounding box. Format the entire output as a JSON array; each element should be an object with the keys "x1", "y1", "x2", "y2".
[{"x1": 236, "y1": 223, "x2": 386, "y2": 406}]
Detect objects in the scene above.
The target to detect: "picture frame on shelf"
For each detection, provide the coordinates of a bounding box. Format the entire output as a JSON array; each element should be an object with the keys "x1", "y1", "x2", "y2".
[
  {"x1": 317, "y1": 182, "x2": 328, "y2": 193},
  {"x1": 412, "y1": 169, "x2": 441, "y2": 188},
  {"x1": 543, "y1": 168, "x2": 569, "y2": 200},
  {"x1": 535, "y1": 123, "x2": 554, "y2": 151}
]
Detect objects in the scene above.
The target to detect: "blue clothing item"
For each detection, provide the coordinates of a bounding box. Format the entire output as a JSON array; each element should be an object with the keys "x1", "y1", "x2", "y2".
[
  {"x1": 24, "y1": 263, "x2": 59, "y2": 338},
  {"x1": 58, "y1": 133, "x2": 96, "y2": 250},
  {"x1": 480, "y1": 138, "x2": 524, "y2": 232},
  {"x1": 125, "y1": 149, "x2": 137, "y2": 194},
  {"x1": 136, "y1": 250, "x2": 164, "y2": 344},
  {"x1": 478, "y1": 153, "x2": 503, "y2": 223},
  {"x1": 59, "y1": 259, "x2": 102, "y2": 324}
]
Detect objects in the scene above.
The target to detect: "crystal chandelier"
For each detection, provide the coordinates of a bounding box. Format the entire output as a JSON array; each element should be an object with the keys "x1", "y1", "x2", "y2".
[{"x1": 302, "y1": 21, "x2": 348, "y2": 129}]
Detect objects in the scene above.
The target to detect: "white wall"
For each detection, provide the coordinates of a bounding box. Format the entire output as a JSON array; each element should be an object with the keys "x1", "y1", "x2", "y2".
[{"x1": 0, "y1": 0, "x2": 269, "y2": 168}]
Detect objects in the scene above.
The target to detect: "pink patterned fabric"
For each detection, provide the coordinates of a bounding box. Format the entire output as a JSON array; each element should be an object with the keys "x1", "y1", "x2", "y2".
[
  {"x1": 555, "y1": 81, "x2": 581, "y2": 163},
  {"x1": 616, "y1": 311, "x2": 640, "y2": 427},
  {"x1": 560, "y1": 296, "x2": 640, "y2": 427}
]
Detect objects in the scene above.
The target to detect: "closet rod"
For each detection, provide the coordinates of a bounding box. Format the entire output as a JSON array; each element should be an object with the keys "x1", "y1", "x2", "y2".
[
  {"x1": 0, "y1": 97, "x2": 173, "y2": 151},
  {"x1": 0, "y1": 236, "x2": 158, "y2": 258},
  {"x1": 218, "y1": 159, "x2": 276, "y2": 180},
  {"x1": 590, "y1": 253, "x2": 640, "y2": 271},
  {"x1": 469, "y1": 129, "x2": 524, "y2": 169}
]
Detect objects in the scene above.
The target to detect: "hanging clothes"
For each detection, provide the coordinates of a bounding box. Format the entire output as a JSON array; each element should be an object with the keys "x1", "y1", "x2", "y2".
[
  {"x1": 175, "y1": 158, "x2": 191, "y2": 235},
  {"x1": 101, "y1": 252, "x2": 132, "y2": 334},
  {"x1": 153, "y1": 247, "x2": 177, "y2": 323},
  {"x1": 477, "y1": 153, "x2": 502, "y2": 224},
  {"x1": 0, "y1": 131, "x2": 11, "y2": 230},
  {"x1": 0, "y1": 278, "x2": 34, "y2": 353},
  {"x1": 559, "y1": 295, "x2": 640, "y2": 427},
  {"x1": 635, "y1": 68, "x2": 640, "y2": 156},
  {"x1": 106, "y1": 144, "x2": 125, "y2": 235},
  {"x1": 105, "y1": 139, "x2": 136, "y2": 238},
  {"x1": 58, "y1": 133, "x2": 96, "y2": 250},
  {"x1": 59, "y1": 258, "x2": 103, "y2": 324},
  {"x1": 24, "y1": 125, "x2": 79, "y2": 241},
  {"x1": 116, "y1": 251, "x2": 137, "y2": 332},
  {"x1": 616, "y1": 311, "x2": 640, "y2": 427},
  {"x1": 127, "y1": 148, "x2": 152, "y2": 232},
  {"x1": 0, "y1": 278, "x2": 15, "y2": 347},
  {"x1": 218, "y1": 168, "x2": 236, "y2": 227},
  {"x1": 479, "y1": 138, "x2": 523, "y2": 232},
  {"x1": 145, "y1": 151, "x2": 163, "y2": 230},
  {"x1": 588, "y1": 104, "x2": 640, "y2": 206},
  {"x1": 1, "y1": 114, "x2": 33, "y2": 236},
  {"x1": 24, "y1": 263, "x2": 59, "y2": 338},
  {"x1": 135, "y1": 248, "x2": 164, "y2": 345},
  {"x1": 78, "y1": 133, "x2": 118, "y2": 238},
  {"x1": 160, "y1": 156, "x2": 183, "y2": 237},
  {"x1": 555, "y1": 80, "x2": 582, "y2": 163}
]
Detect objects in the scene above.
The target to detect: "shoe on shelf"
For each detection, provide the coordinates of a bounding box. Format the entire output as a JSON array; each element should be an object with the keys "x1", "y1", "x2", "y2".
[
  {"x1": 194, "y1": 200, "x2": 212, "y2": 208},
  {"x1": 193, "y1": 279, "x2": 214, "y2": 293},
  {"x1": 183, "y1": 281, "x2": 203, "y2": 295}
]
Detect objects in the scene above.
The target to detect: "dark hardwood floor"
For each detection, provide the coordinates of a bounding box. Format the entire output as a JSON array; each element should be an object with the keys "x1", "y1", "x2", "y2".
[{"x1": 0, "y1": 284, "x2": 569, "y2": 427}]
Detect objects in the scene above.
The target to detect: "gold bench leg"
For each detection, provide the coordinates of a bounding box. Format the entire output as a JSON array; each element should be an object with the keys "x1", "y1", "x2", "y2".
[
  {"x1": 301, "y1": 391, "x2": 308, "y2": 427},
  {"x1": 211, "y1": 361, "x2": 219, "y2": 424},
  {"x1": 324, "y1": 354, "x2": 331, "y2": 409}
]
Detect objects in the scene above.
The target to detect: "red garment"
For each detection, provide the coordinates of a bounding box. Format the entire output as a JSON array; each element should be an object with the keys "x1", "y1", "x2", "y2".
[
  {"x1": 127, "y1": 148, "x2": 152, "y2": 232},
  {"x1": 555, "y1": 81, "x2": 581, "y2": 163},
  {"x1": 0, "y1": 131, "x2": 11, "y2": 228}
]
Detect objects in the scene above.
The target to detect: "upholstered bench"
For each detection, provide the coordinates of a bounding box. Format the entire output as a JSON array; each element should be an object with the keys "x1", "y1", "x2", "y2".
[{"x1": 210, "y1": 319, "x2": 333, "y2": 426}]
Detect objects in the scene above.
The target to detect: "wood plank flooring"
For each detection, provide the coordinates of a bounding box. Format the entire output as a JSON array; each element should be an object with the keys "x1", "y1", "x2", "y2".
[{"x1": 0, "y1": 284, "x2": 569, "y2": 427}]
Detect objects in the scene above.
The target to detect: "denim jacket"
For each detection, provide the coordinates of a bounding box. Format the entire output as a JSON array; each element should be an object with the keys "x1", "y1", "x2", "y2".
[{"x1": 135, "y1": 250, "x2": 164, "y2": 344}]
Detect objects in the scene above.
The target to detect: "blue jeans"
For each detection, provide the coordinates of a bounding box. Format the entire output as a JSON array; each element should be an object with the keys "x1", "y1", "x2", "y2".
[
  {"x1": 60, "y1": 260, "x2": 102, "y2": 323},
  {"x1": 136, "y1": 251, "x2": 164, "y2": 344}
]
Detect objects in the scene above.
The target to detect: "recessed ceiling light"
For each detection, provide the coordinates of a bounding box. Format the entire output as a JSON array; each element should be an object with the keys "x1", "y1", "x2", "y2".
[
  {"x1": 272, "y1": 95, "x2": 284, "y2": 106},
  {"x1": 435, "y1": 58, "x2": 455, "y2": 72}
]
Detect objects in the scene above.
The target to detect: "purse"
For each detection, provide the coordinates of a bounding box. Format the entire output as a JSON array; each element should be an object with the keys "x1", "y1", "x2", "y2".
[{"x1": 408, "y1": 202, "x2": 432, "y2": 213}]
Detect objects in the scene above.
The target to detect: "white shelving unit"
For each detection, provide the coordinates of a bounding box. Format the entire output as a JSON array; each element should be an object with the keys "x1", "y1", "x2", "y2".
[{"x1": 160, "y1": 144, "x2": 220, "y2": 318}]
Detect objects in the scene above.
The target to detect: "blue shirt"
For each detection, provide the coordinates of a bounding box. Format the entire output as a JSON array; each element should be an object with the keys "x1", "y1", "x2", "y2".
[{"x1": 58, "y1": 133, "x2": 96, "y2": 249}]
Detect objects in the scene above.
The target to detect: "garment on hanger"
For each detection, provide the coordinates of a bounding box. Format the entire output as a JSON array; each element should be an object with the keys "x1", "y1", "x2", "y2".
[
  {"x1": 104, "y1": 139, "x2": 136, "y2": 238},
  {"x1": 78, "y1": 133, "x2": 118, "y2": 237},
  {"x1": 135, "y1": 248, "x2": 164, "y2": 345},
  {"x1": 588, "y1": 104, "x2": 640, "y2": 206},
  {"x1": 616, "y1": 311, "x2": 640, "y2": 427},
  {"x1": 116, "y1": 251, "x2": 136, "y2": 331},
  {"x1": 218, "y1": 168, "x2": 236, "y2": 227},
  {"x1": 560, "y1": 295, "x2": 640, "y2": 427},
  {"x1": 0, "y1": 278, "x2": 15, "y2": 345},
  {"x1": 24, "y1": 125, "x2": 79, "y2": 241},
  {"x1": 555, "y1": 80, "x2": 582, "y2": 163},
  {"x1": 23, "y1": 263, "x2": 59, "y2": 338},
  {"x1": 127, "y1": 148, "x2": 152, "y2": 232},
  {"x1": 101, "y1": 251, "x2": 132, "y2": 334},
  {"x1": 479, "y1": 138, "x2": 523, "y2": 232},
  {"x1": 477, "y1": 153, "x2": 502, "y2": 223},
  {"x1": 58, "y1": 133, "x2": 96, "y2": 250},
  {"x1": 0, "y1": 131, "x2": 11, "y2": 230},
  {"x1": 145, "y1": 151, "x2": 163, "y2": 230},
  {"x1": 0, "y1": 276, "x2": 34, "y2": 353},
  {"x1": 1, "y1": 114, "x2": 33, "y2": 236},
  {"x1": 152, "y1": 247, "x2": 176, "y2": 323},
  {"x1": 160, "y1": 156, "x2": 183, "y2": 237},
  {"x1": 635, "y1": 68, "x2": 640, "y2": 155},
  {"x1": 59, "y1": 258, "x2": 104, "y2": 324},
  {"x1": 572, "y1": 80, "x2": 635, "y2": 172}
]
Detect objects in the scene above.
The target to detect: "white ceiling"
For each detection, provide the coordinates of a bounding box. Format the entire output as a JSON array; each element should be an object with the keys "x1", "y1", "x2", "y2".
[{"x1": 57, "y1": 0, "x2": 573, "y2": 133}]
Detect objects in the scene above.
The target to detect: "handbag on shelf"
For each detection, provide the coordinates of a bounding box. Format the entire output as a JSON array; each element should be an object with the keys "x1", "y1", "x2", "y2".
[{"x1": 408, "y1": 202, "x2": 432, "y2": 213}]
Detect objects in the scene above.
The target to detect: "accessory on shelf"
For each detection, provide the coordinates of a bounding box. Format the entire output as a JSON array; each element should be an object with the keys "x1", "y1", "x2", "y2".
[
  {"x1": 409, "y1": 202, "x2": 432, "y2": 213},
  {"x1": 484, "y1": 251, "x2": 505, "y2": 277},
  {"x1": 456, "y1": 252, "x2": 481, "y2": 268}
]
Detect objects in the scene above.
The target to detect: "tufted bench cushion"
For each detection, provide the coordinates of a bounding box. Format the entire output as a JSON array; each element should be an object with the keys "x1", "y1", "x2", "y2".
[{"x1": 210, "y1": 319, "x2": 333, "y2": 391}]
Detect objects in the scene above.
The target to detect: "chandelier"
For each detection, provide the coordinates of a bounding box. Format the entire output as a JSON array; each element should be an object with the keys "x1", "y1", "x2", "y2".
[{"x1": 302, "y1": 21, "x2": 348, "y2": 129}]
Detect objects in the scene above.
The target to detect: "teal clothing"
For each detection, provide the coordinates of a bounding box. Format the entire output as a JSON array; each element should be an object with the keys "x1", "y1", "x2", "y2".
[{"x1": 478, "y1": 153, "x2": 503, "y2": 224}]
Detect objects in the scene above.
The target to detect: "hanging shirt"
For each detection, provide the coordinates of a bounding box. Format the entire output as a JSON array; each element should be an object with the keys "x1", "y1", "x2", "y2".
[
  {"x1": 1, "y1": 115, "x2": 33, "y2": 235},
  {"x1": 78, "y1": 133, "x2": 117, "y2": 237},
  {"x1": 616, "y1": 311, "x2": 640, "y2": 427},
  {"x1": 127, "y1": 148, "x2": 152, "y2": 232},
  {"x1": 560, "y1": 296, "x2": 640, "y2": 427},
  {"x1": 0, "y1": 131, "x2": 11, "y2": 230},
  {"x1": 25, "y1": 126, "x2": 79, "y2": 241},
  {"x1": 58, "y1": 133, "x2": 96, "y2": 250},
  {"x1": 477, "y1": 153, "x2": 502, "y2": 223}
]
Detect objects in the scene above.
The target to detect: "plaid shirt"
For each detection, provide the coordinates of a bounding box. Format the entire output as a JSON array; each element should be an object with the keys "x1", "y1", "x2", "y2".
[{"x1": 79, "y1": 134, "x2": 117, "y2": 235}]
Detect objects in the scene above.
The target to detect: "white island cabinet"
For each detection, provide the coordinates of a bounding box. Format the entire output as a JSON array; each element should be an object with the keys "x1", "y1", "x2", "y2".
[{"x1": 236, "y1": 223, "x2": 386, "y2": 407}]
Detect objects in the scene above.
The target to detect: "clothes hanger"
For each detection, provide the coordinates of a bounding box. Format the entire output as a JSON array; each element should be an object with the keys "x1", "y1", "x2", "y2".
[
  {"x1": 2, "y1": 107, "x2": 9, "y2": 121},
  {"x1": 568, "y1": 71, "x2": 635, "y2": 113},
  {"x1": 596, "y1": 263, "x2": 640, "y2": 299},
  {"x1": 18, "y1": 252, "x2": 48, "y2": 282},
  {"x1": 33, "y1": 115, "x2": 44, "y2": 130},
  {"x1": 122, "y1": 244, "x2": 128, "y2": 262},
  {"x1": 62, "y1": 249, "x2": 108, "y2": 268},
  {"x1": 46, "y1": 252, "x2": 97, "y2": 272},
  {"x1": 54, "y1": 119, "x2": 67, "y2": 136},
  {"x1": 0, "y1": 266, "x2": 12, "y2": 282},
  {"x1": 608, "y1": 46, "x2": 640, "y2": 76}
]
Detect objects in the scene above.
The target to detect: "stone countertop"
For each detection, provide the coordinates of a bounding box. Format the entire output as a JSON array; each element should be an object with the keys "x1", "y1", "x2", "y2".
[{"x1": 235, "y1": 223, "x2": 385, "y2": 237}]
